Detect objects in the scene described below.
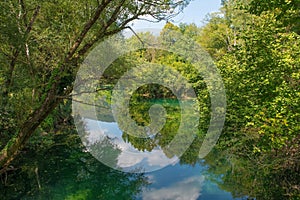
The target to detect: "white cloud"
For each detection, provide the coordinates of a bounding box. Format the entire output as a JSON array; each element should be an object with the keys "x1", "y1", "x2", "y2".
[
  {"x1": 117, "y1": 149, "x2": 178, "y2": 170},
  {"x1": 83, "y1": 118, "x2": 179, "y2": 172},
  {"x1": 142, "y1": 176, "x2": 205, "y2": 200}
]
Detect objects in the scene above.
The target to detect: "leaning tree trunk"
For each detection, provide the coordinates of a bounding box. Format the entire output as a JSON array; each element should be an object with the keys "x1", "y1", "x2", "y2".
[
  {"x1": 0, "y1": 85, "x2": 62, "y2": 171},
  {"x1": 0, "y1": 0, "x2": 188, "y2": 172},
  {"x1": 0, "y1": 2, "x2": 106, "y2": 171}
]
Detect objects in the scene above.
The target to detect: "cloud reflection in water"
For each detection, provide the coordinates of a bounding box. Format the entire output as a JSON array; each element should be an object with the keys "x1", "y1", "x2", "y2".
[{"x1": 83, "y1": 118, "x2": 179, "y2": 172}]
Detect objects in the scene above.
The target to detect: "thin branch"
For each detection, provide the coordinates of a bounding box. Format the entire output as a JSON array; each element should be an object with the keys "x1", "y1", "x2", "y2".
[
  {"x1": 105, "y1": 0, "x2": 127, "y2": 27},
  {"x1": 20, "y1": 0, "x2": 28, "y2": 27},
  {"x1": 77, "y1": 15, "x2": 141, "y2": 57},
  {"x1": 4, "y1": 5, "x2": 40, "y2": 97},
  {"x1": 126, "y1": 26, "x2": 146, "y2": 47},
  {"x1": 60, "y1": 87, "x2": 112, "y2": 98},
  {"x1": 77, "y1": 0, "x2": 127, "y2": 57},
  {"x1": 25, "y1": 5, "x2": 40, "y2": 35},
  {"x1": 57, "y1": 96, "x2": 109, "y2": 109},
  {"x1": 65, "y1": 0, "x2": 112, "y2": 62}
]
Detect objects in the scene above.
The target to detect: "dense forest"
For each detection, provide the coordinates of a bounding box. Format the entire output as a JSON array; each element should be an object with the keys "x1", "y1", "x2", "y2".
[{"x1": 0, "y1": 0, "x2": 299, "y2": 199}]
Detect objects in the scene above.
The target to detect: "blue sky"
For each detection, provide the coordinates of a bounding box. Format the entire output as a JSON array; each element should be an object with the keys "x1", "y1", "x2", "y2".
[{"x1": 132, "y1": 0, "x2": 222, "y2": 29}]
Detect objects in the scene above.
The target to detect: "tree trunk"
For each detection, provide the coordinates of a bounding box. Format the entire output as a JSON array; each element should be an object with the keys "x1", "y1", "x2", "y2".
[
  {"x1": 0, "y1": 0, "x2": 188, "y2": 172},
  {"x1": 0, "y1": 2, "x2": 103, "y2": 171},
  {"x1": 0, "y1": 87, "x2": 61, "y2": 171}
]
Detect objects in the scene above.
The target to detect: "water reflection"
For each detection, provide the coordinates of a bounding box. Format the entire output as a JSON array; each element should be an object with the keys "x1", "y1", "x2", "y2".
[
  {"x1": 83, "y1": 118, "x2": 179, "y2": 172},
  {"x1": 141, "y1": 175, "x2": 205, "y2": 200},
  {"x1": 0, "y1": 118, "x2": 246, "y2": 200},
  {"x1": 74, "y1": 93, "x2": 246, "y2": 199},
  {"x1": 82, "y1": 118, "x2": 244, "y2": 200},
  {"x1": 78, "y1": 97, "x2": 202, "y2": 172},
  {"x1": 0, "y1": 132, "x2": 148, "y2": 200},
  {"x1": 140, "y1": 163, "x2": 242, "y2": 200}
]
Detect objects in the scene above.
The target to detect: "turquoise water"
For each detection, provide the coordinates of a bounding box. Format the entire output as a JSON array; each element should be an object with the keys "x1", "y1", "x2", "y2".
[
  {"x1": 1, "y1": 99, "x2": 249, "y2": 199},
  {"x1": 79, "y1": 119, "x2": 244, "y2": 200},
  {"x1": 0, "y1": 119, "x2": 247, "y2": 200},
  {"x1": 138, "y1": 163, "x2": 240, "y2": 200}
]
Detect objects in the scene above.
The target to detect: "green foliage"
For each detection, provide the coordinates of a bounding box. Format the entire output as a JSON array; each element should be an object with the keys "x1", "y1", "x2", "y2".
[
  {"x1": 0, "y1": 108, "x2": 16, "y2": 148},
  {"x1": 0, "y1": 0, "x2": 192, "y2": 169},
  {"x1": 204, "y1": 149, "x2": 300, "y2": 199},
  {"x1": 203, "y1": 1, "x2": 300, "y2": 198},
  {"x1": 218, "y1": 5, "x2": 300, "y2": 153},
  {"x1": 248, "y1": 0, "x2": 300, "y2": 33},
  {"x1": 1, "y1": 0, "x2": 299, "y2": 198}
]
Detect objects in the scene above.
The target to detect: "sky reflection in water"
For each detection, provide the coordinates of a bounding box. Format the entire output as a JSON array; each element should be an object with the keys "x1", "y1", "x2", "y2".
[{"x1": 83, "y1": 118, "x2": 243, "y2": 200}]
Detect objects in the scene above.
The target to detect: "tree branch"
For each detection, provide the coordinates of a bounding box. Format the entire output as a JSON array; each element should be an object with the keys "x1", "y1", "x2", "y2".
[
  {"x1": 4, "y1": 5, "x2": 40, "y2": 98},
  {"x1": 65, "y1": 0, "x2": 112, "y2": 62}
]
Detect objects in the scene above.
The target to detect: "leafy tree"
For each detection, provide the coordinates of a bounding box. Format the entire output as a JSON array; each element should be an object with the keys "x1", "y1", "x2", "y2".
[
  {"x1": 0, "y1": 0, "x2": 191, "y2": 170},
  {"x1": 248, "y1": 0, "x2": 300, "y2": 34},
  {"x1": 207, "y1": 0, "x2": 300, "y2": 197}
]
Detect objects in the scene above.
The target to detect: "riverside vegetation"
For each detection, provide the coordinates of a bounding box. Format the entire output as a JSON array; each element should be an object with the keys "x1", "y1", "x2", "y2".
[{"x1": 0, "y1": 0, "x2": 299, "y2": 199}]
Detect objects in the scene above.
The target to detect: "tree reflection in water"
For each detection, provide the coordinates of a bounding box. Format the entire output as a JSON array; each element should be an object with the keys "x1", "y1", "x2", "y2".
[{"x1": 0, "y1": 122, "x2": 148, "y2": 200}]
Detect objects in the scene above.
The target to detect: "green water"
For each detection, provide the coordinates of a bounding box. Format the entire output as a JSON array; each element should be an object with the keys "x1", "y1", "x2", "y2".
[
  {"x1": 0, "y1": 121, "x2": 245, "y2": 200},
  {"x1": 1, "y1": 99, "x2": 281, "y2": 199}
]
